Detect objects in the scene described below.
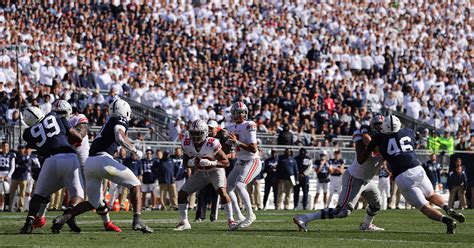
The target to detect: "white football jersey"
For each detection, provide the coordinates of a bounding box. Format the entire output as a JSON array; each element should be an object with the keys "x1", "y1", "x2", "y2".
[
  {"x1": 348, "y1": 130, "x2": 383, "y2": 181},
  {"x1": 181, "y1": 136, "x2": 222, "y2": 171},
  {"x1": 68, "y1": 114, "x2": 89, "y2": 166},
  {"x1": 226, "y1": 120, "x2": 259, "y2": 160}
]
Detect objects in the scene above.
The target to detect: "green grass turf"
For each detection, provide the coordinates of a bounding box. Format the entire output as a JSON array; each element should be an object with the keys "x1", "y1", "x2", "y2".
[{"x1": 0, "y1": 209, "x2": 473, "y2": 247}]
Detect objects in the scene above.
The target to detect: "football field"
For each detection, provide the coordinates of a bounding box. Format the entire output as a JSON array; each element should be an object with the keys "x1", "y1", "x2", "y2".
[{"x1": 1, "y1": 209, "x2": 473, "y2": 247}]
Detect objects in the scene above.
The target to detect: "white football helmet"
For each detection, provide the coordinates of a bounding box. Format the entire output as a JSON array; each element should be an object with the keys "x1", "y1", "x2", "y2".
[
  {"x1": 52, "y1": 99, "x2": 72, "y2": 119},
  {"x1": 381, "y1": 115, "x2": 401, "y2": 134},
  {"x1": 109, "y1": 99, "x2": 132, "y2": 121},
  {"x1": 230, "y1": 102, "x2": 248, "y2": 123},
  {"x1": 188, "y1": 119, "x2": 208, "y2": 143},
  {"x1": 23, "y1": 106, "x2": 45, "y2": 126}
]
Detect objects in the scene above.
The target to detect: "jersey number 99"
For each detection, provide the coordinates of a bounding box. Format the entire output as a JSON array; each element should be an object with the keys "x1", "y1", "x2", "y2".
[{"x1": 30, "y1": 115, "x2": 60, "y2": 147}]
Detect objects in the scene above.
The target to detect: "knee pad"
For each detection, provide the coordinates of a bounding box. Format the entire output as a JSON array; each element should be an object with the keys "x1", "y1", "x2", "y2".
[
  {"x1": 32, "y1": 194, "x2": 50, "y2": 204},
  {"x1": 367, "y1": 205, "x2": 380, "y2": 216},
  {"x1": 96, "y1": 200, "x2": 110, "y2": 216}
]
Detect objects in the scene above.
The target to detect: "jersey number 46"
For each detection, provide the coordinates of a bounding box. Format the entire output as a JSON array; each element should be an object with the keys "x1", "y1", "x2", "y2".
[{"x1": 387, "y1": 136, "x2": 413, "y2": 155}]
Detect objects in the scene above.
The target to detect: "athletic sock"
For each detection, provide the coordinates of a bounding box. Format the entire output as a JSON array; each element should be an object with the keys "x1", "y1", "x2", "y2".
[
  {"x1": 305, "y1": 211, "x2": 322, "y2": 222},
  {"x1": 363, "y1": 214, "x2": 375, "y2": 226},
  {"x1": 228, "y1": 190, "x2": 244, "y2": 220},
  {"x1": 36, "y1": 203, "x2": 47, "y2": 218},
  {"x1": 101, "y1": 213, "x2": 111, "y2": 223},
  {"x1": 178, "y1": 204, "x2": 188, "y2": 222},
  {"x1": 442, "y1": 205, "x2": 450, "y2": 213},
  {"x1": 440, "y1": 215, "x2": 452, "y2": 224},
  {"x1": 222, "y1": 202, "x2": 234, "y2": 221},
  {"x1": 236, "y1": 182, "x2": 254, "y2": 217}
]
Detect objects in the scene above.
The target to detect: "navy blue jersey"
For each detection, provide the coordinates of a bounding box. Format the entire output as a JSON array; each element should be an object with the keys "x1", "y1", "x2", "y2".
[
  {"x1": 23, "y1": 112, "x2": 75, "y2": 157},
  {"x1": 123, "y1": 157, "x2": 142, "y2": 177},
  {"x1": 369, "y1": 128, "x2": 419, "y2": 178},
  {"x1": 90, "y1": 116, "x2": 129, "y2": 156},
  {"x1": 170, "y1": 155, "x2": 185, "y2": 181},
  {"x1": 141, "y1": 158, "x2": 156, "y2": 184},
  {"x1": 329, "y1": 158, "x2": 344, "y2": 176},
  {"x1": 0, "y1": 152, "x2": 15, "y2": 174},
  {"x1": 315, "y1": 161, "x2": 331, "y2": 183},
  {"x1": 12, "y1": 154, "x2": 31, "y2": 180}
]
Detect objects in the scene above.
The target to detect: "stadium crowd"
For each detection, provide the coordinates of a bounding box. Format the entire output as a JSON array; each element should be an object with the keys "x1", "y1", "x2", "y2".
[
  {"x1": 0, "y1": 0, "x2": 472, "y2": 149},
  {"x1": 0, "y1": 0, "x2": 473, "y2": 218}
]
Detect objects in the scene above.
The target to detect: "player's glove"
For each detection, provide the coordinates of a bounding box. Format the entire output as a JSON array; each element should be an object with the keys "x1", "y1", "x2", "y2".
[
  {"x1": 134, "y1": 150, "x2": 144, "y2": 160},
  {"x1": 199, "y1": 158, "x2": 217, "y2": 168},
  {"x1": 187, "y1": 158, "x2": 197, "y2": 167}
]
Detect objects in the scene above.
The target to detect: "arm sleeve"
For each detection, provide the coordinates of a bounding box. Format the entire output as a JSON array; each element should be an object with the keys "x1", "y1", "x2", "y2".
[
  {"x1": 114, "y1": 124, "x2": 127, "y2": 145},
  {"x1": 7, "y1": 157, "x2": 15, "y2": 178},
  {"x1": 247, "y1": 122, "x2": 258, "y2": 144}
]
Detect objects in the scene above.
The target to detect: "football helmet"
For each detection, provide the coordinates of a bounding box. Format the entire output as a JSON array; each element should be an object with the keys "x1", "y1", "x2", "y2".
[
  {"x1": 23, "y1": 106, "x2": 45, "y2": 126},
  {"x1": 381, "y1": 114, "x2": 401, "y2": 134},
  {"x1": 189, "y1": 119, "x2": 208, "y2": 143},
  {"x1": 370, "y1": 113, "x2": 384, "y2": 134},
  {"x1": 230, "y1": 102, "x2": 248, "y2": 123},
  {"x1": 109, "y1": 99, "x2": 132, "y2": 121},
  {"x1": 52, "y1": 99, "x2": 72, "y2": 119}
]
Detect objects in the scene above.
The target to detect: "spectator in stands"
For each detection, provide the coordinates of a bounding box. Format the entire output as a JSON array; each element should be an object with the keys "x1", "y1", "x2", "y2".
[
  {"x1": 277, "y1": 124, "x2": 293, "y2": 146},
  {"x1": 293, "y1": 148, "x2": 312, "y2": 210},
  {"x1": 262, "y1": 149, "x2": 279, "y2": 210},
  {"x1": 155, "y1": 151, "x2": 178, "y2": 210},
  {"x1": 276, "y1": 148, "x2": 298, "y2": 210},
  {"x1": 448, "y1": 164, "x2": 468, "y2": 209}
]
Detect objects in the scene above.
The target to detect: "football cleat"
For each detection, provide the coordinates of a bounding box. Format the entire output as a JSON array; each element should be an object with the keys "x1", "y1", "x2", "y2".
[
  {"x1": 239, "y1": 213, "x2": 256, "y2": 229},
  {"x1": 446, "y1": 219, "x2": 457, "y2": 234},
  {"x1": 228, "y1": 220, "x2": 239, "y2": 231},
  {"x1": 237, "y1": 213, "x2": 246, "y2": 223},
  {"x1": 174, "y1": 221, "x2": 191, "y2": 231},
  {"x1": 51, "y1": 214, "x2": 71, "y2": 234},
  {"x1": 104, "y1": 221, "x2": 122, "y2": 232},
  {"x1": 132, "y1": 220, "x2": 153, "y2": 233},
  {"x1": 359, "y1": 223, "x2": 385, "y2": 231},
  {"x1": 293, "y1": 215, "x2": 308, "y2": 232},
  {"x1": 66, "y1": 218, "x2": 81, "y2": 233},
  {"x1": 446, "y1": 209, "x2": 465, "y2": 223},
  {"x1": 19, "y1": 218, "x2": 34, "y2": 234},
  {"x1": 32, "y1": 216, "x2": 46, "y2": 229}
]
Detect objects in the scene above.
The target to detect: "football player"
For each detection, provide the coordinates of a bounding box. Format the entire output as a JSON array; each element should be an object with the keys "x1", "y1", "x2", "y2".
[
  {"x1": 50, "y1": 99, "x2": 152, "y2": 234},
  {"x1": 225, "y1": 102, "x2": 261, "y2": 228},
  {"x1": 174, "y1": 120, "x2": 238, "y2": 231},
  {"x1": 364, "y1": 115, "x2": 465, "y2": 234},
  {"x1": 0, "y1": 141, "x2": 15, "y2": 212},
  {"x1": 20, "y1": 106, "x2": 84, "y2": 234},
  {"x1": 293, "y1": 114, "x2": 386, "y2": 232}
]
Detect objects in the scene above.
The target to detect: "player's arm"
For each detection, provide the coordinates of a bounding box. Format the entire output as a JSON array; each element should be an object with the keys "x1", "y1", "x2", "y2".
[
  {"x1": 114, "y1": 125, "x2": 140, "y2": 155},
  {"x1": 74, "y1": 123, "x2": 89, "y2": 139},
  {"x1": 212, "y1": 148, "x2": 230, "y2": 168}
]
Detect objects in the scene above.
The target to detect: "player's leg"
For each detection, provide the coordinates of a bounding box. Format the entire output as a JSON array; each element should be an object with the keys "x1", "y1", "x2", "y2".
[
  {"x1": 175, "y1": 171, "x2": 206, "y2": 231},
  {"x1": 195, "y1": 186, "x2": 207, "y2": 221},
  {"x1": 236, "y1": 159, "x2": 261, "y2": 227},
  {"x1": 262, "y1": 179, "x2": 271, "y2": 209},
  {"x1": 211, "y1": 168, "x2": 238, "y2": 230},
  {"x1": 101, "y1": 157, "x2": 150, "y2": 233},
  {"x1": 323, "y1": 182, "x2": 329, "y2": 208},
  {"x1": 425, "y1": 182, "x2": 466, "y2": 223},
  {"x1": 395, "y1": 169, "x2": 457, "y2": 234},
  {"x1": 20, "y1": 157, "x2": 64, "y2": 233},
  {"x1": 293, "y1": 172, "x2": 363, "y2": 232},
  {"x1": 227, "y1": 164, "x2": 245, "y2": 221},
  {"x1": 359, "y1": 181, "x2": 384, "y2": 231}
]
